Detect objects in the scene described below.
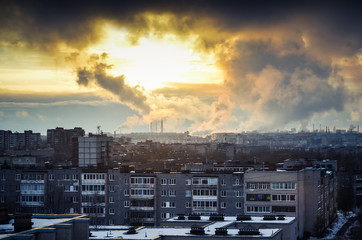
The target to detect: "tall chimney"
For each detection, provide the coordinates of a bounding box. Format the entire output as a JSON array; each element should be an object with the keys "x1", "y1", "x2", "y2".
[{"x1": 161, "y1": 118, "x2": 164, "y2": 133}]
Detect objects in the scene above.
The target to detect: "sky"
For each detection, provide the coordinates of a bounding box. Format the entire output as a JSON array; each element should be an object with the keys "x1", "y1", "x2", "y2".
[{"x1": 0, "y1": 0, "x2": 361, "y2": 135}]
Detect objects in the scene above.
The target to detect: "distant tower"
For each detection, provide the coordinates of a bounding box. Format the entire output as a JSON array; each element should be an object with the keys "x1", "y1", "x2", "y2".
[{"x1": 161, "y1": 118, "x2": 164, "y2": 133}]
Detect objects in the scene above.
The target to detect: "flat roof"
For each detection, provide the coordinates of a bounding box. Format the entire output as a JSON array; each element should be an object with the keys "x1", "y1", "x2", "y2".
[{"x1": 89, "y1": 226, "x2": 281, "y2": 239}]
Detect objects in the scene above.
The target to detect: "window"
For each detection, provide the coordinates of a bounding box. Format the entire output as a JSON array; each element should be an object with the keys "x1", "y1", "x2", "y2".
[
  {"x1": 272, "y1": 194, "x2": 296, "y2": 201},
  {"x1": 124, "y1": 178, "x2": 129, "y2": 184},
  {"x1": 236, "y1": 202, "x2": 242, "y2": 209},
  {"x1": 16, "y1": 185, "x2": 20, "y2": 191},
  {"x1": 246, "y1": 206, "x2": 271, "y2": 213},
  {"x1": 16, "y1": 174, "x2": 21, "y2": 181},
  {"x1": 169, "y1": 190, "x2": 176, "y2": 197},
  {"x1": 272, "y1": 206, "x2": 296, "y2": 212},
  {"x1": 221, "y1": 190, "x2": 226, "y2": 197},
  {"x1": 161, "y1": 202, "x2": 175, "y2": 208},
  {"x1": 109, "y1": 208, "x2": 115, "y2": 215},
  {"x1": 161, "y1": 179, "x2": 167, "y2": 185},
  {"x1": 192, "y1": 200, "x2": 217, "y2": 210},
  {"x1": 124, "y1": 201, "x2": 130, "y2": 207},
  {"x1": 169, "y1": 179, "x2": 176, "y2": 185},
  {"x1": 192, "y1": 189, "x2": 217, "y2": 196},
  {"x1": 109, "y1": 196, "x2": 114, "y2": 203},
  {"x1": 161, "y1": 212, "x2": 168, "y2": 219},
  {"x1": 109, "y1": 185, "x2": 115, "y2": 192},
  {"x1": 246, "y1": 194, "x2": 271, "y2": 201},
  {"x1": 72, "y1": 196, "x2": 79, "y2": 203},
  {"x1": 271, "y1": 182, "x2": 296, "y2": 190},
  {"x1": 236, "y1": 191, "x2": 242, "y2": 197},
  {"x1": 109, "y1": 174, "x2": 115, "y2": 181},
  {"x1": 63, "y1": 174, "x2": 70, "y2": 180},
  {"x1": 221, "y1": 179, "x2": 226, "y2": 185},
  {"x1": 235, "y1": 179, "x2": 240, "y2": 185},
  {"x1": 109, "y1": 219, "x2": 114, "y2": 225},
  {"x1": 185, "y1": 179, "x2": 191, "y2": 185},
  {"x1": 124, "y1": 212, "x2": 129, "y2": 218},
  {"x1": 185, "y1": 190, "x2": 191, "y2": 197},
  {"x1": 64, "y1": 185, "x2": 70, "y2": 191},
  {"x1": 192, "y1": 177, "x2": 217, "y2": 185},
  {"x1": 221, "y1": 202, "x2": 226, "y2": 208},
  {"x1": 72, "y1": 174, "x2": 78, "y2": 180},
  {"x1": 161, "y1": 190, "x2": 167, "y2": 196},
  {"x1": 246, "y1": 182, "x2": 270, "y2": 190},
  {"x1": 185, "y1": 202, "x2": 191, "y2": 208},
  {"x1": 124, "y1": 189, "x2": 129, "y2": 196},
  {"x1": 1, "y1": 174, "x2": 5, "y2": 181},
  {"x1": 1, "y1": 196, "x2": 5, "y2": 203}
]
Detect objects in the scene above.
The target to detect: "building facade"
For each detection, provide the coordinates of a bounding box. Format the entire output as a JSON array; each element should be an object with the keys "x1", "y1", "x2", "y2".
[
  {"x1": 0, "y1": 165, "x2": 336, "y2": 237},
  {"x1": 0, "y1": 130, "x2": 41, "y2": 152},
  {"x1": 74, "y1": 134, "x2": 113, "y2": 168}
]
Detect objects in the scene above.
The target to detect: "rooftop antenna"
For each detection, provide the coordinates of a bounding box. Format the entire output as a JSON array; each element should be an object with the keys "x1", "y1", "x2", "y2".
[{"x1": 97, "y1": 125, "x2": 101, "y2": 135}]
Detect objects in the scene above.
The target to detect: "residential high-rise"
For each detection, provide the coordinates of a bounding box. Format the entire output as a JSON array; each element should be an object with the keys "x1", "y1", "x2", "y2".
[{"x1": 74, "y1": 133, "x2": 113, "y2": 168}]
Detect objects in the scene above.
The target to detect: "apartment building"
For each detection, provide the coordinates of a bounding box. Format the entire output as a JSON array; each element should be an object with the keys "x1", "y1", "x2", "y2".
[
  {"x1": 74, "y1": 134, "x2": 113, "y2": 168},
  {"x1": 0, "y1": 130, "x2": 41, "y2": 151},
  {"x1": 244, "y1": 168, "x2": 337, "y2": 237},
  {"x1": 0, "y1": 164, "x2": 336, "y2": 238}
]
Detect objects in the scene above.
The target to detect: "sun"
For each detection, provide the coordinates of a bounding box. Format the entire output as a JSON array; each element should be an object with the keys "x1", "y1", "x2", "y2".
[{"x1": 87, "y1": 24, "x2": 223, "y2": 91}]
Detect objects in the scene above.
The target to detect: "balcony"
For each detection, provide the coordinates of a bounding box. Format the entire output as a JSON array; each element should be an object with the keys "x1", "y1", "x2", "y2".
[
  {"x1": 192, "y1": 196, "x2": 217, "y2": 200},
  {"x1": 130, "y1": 195, "x2": 154, "y2": 199},
  {"x1": 130, "y1": 206, "x2": 154, "y2": 211},
  {"x1": 21, "y1": 180, "x2": 44, "y2": 184},
  {"x1": 192, "y1": 207, "x2": 218, "y2": 211}
]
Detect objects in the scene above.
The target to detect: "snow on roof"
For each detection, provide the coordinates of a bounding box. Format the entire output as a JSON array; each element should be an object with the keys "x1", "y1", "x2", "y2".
[
  {"x1": 89, "y1": 222, "x2": 281, "y2": 239},
  {"x1": 0, "y1": 217, "x2": 73, "y2": 238}
]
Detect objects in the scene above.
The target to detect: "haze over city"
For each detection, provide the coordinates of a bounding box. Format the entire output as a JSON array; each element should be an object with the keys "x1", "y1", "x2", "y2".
[{"x1": 0, "y1": 1, "x2": 361, "y2": 135}]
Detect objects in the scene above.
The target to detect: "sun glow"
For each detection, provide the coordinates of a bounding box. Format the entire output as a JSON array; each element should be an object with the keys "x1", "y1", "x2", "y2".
[{"x1": 88, "y1": 25, "x2": 223, "y2": 91}]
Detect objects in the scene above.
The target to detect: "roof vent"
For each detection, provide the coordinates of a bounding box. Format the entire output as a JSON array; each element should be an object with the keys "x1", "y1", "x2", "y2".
[
  {"x1": 209, "y1": 214, "x2": 224, "y2": 221},
  {"x1": 263, "y1": 215, "x2": 276, "y2": 220},
  {"x1": 188, "y1": 214, "x2": 201, "y2": 220},
  {"x1": 177, "y1": 214, "x2": 185, "y2": 220},
  {"x1": 277, "y1": 215, "x2": 285, "y2": 220},
  {"x1": 190, "y1": 224, "x2": 205, "y2": 235},
  {"x1": 238, "y1": 228, "x2": 260, "y2": 235},
  {"x1": 215, "y1": 227, "x2": 228, "y2": 235},
  {"x1": 237, "y1": 214, "x2": 251, "y2": 221}
]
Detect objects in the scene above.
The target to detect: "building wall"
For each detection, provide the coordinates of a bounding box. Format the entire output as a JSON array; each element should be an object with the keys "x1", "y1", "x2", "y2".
[
  {"x1": 244, "y1": 169, "x2": 337, "y2": 237},
  {"x1": 0, "y1": 167, "x2": 336, "y2": 237}
]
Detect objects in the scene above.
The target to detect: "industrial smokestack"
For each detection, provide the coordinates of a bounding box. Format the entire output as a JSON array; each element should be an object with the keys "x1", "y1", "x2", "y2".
[{"x1": 161, "y1": 118, "x2": 164, "y2": 133}]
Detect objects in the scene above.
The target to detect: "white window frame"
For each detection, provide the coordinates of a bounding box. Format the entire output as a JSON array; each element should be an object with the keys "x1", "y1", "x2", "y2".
[
  {"x1": 109, "y1": 208, "x2": 115, "y2": 215},
  {"x1": 161, "y1": 179, "x2": 167, "y2": 185},
  {"x1": 169, "y1": 179, "x2": 176, "y2": 185}
]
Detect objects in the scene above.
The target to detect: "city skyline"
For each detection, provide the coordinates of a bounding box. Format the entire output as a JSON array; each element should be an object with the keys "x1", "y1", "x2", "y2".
[{"x1": 1, "y1": 1, "x2": 361, "y2": 135}]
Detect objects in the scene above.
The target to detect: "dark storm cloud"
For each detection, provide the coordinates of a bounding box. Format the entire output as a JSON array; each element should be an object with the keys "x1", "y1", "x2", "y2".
[
  {"x1": 1, "y1": 1, "x2": 361, "y2": 52},
  {"x1": 76, "y1": 56, "x2": 150, "y2": 114},
  {"x1": 1, "y1": 0, "x2": 361, "y2": 131}
]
